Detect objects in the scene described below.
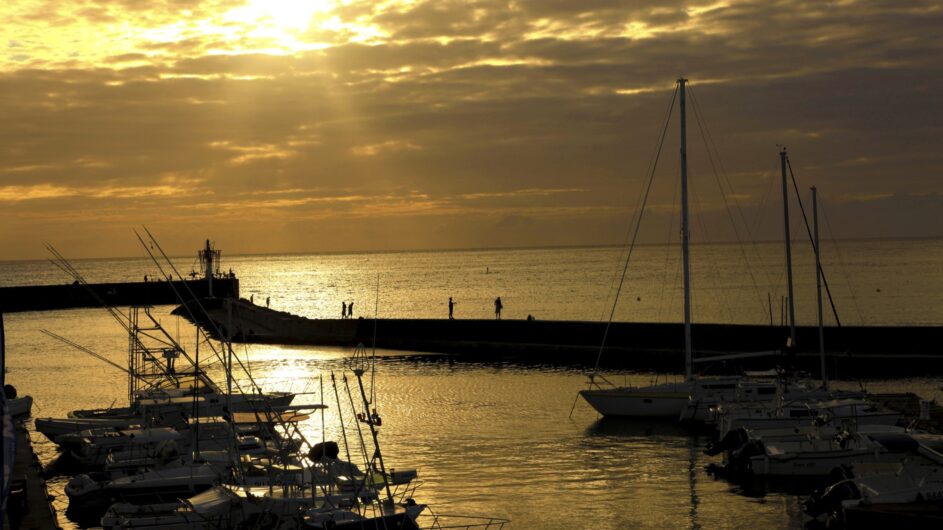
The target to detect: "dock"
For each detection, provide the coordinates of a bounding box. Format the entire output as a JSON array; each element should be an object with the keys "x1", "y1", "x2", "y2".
[
  {"x1": 175, "y1": 298, "x2": 943, "y2": 376},
  {"x1": 0, "y1": 278, "x2": 239, "y2": 313},
  {"x1": 3, "y1": 423, "x2": 59, "y2": 529},
  {"x1": 0, "y1": 240, "x2": 238, "y2": 313}
]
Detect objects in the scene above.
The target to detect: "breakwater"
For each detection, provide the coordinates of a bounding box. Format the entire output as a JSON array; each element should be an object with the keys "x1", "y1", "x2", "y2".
[
  {"x1": 0, "y1": 278, "x2": 239, "y2": 313},
  {"x1": 175, "y1": 298, "x2": 943, "y2": 376}
]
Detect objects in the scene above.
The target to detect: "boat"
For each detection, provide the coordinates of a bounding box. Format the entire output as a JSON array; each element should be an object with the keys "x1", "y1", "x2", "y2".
[
  {"x1": 713, "y1": 398, "x2": 901, "y2": 440},
  {"x1": 579, "y1": 78, "x2": 704, "y2": 418},
  {"x1": 66, "y1": 463, "x2": 222, "y2": 526},
  {"x1": 739, "y1": 431, "x2": 943, "y2": 478},
  {"x1": 804, "y1": 442, "x2": 943, "y2": 526}
]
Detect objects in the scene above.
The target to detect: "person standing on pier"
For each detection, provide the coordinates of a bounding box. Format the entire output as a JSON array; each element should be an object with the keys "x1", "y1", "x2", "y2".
[
  {"x1": 448, "y1": 297, "x2": 455, "y2": 319},
  {"x1": 494, "y1": 297, "x2": 503, "y2": 320},
  {"x1": 342, "y1": 301, "x2": 347, "y2": 319},
  {"x1": 348, "y1": 301, "x2": 354, "y2": 318}
]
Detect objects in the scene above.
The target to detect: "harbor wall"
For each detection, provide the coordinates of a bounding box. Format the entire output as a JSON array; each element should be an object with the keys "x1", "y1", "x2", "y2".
[
  {"x1": 176, "y1": 298, "x2": 943, "y2": 376},
  {"x1": 0, "y1": 278, "x2": 239, "y2": 313}
]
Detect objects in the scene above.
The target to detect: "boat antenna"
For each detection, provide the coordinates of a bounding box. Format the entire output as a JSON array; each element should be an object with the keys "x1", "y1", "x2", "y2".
[{"x1": 679, "y1": 77, "x2": 693, "y2": 381}]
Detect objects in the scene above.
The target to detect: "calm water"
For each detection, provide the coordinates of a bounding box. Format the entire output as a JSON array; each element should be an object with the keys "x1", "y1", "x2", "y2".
[{"x1": 2, "y1": 241, "x2": 942, "y2": 528}]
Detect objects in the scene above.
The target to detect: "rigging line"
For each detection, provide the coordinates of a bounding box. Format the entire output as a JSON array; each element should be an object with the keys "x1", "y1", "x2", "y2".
[
  {"x1": 133, "y1": 229, "x2": 228, "y2": 366},
  {"x1": 688, "y1": 87, "x2": 769, "y2": 318},
  {"x1": 750, "y1": 159, "x2": 779, "y2": 240},
  {"x1": 600, "y1": 86, "x2": 680, "y2": 322},
  {"x1": 43, "y1": 245, "x2": 183, "y2": 384},
  {"x1": 44, "y1": 244, "x2": 137, "y2": 338},
  {"x1": 40, "y1": 329, "x2": 149, "y2": 384},
  {"x1": 587, "y1": 84, "x2": 679, "y2": 380},
  {"x1": 688, "y1": 88, "x2": 779, "y2": 293},
  {"x1": 371, "y1": 273, "x2": 379, "y2": 407},
  {"x1": 330, "y1": 372, "x2": 362, "y2": 516},
  {"x1": 820, "y1": 200, "x2": 864, "y2": 324},
  {"x1": 137, "y1": 227, "x2": 263, "y2": 395},
  {"x1": 785, "y1": 159, "x2": 842, "y2": 327},
  {"x1": 657, "y1": 156, "x2": 681, "y2": 323},
  {"x1": 343, "y1": 374, "x2": 371, "y2": 466}
]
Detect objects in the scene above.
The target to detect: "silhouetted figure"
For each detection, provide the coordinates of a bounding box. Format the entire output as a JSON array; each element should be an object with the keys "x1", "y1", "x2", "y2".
[
  {"x1": 348, "y1": 301, "x2": 354, "y2": 318},
  {"x1": 342, "y1": 301, "x2": 347, "y2": 319},
  {"x1": 250, "y1": 294, "x2": 254, "y2": 304},
  {"x1": 494, "y1": 297, "x2": 503, "y2": 320},
  {"x1": 527, "y1": 314, "x2": 534, "y2": 321},
  {"x1": 448, "y1": 297, "x2": 455, "y2": 319},
  {"x1": 144, "y1": 275, "x2": 148, "y2": 282},
  {"x1": 266, "y1": 296, "x2": 270, "y2": 308}
]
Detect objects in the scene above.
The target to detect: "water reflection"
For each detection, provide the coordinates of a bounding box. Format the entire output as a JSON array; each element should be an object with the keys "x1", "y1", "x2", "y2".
[{"x1": 585, "y1": 418, "x2": 703, "y2": 530}]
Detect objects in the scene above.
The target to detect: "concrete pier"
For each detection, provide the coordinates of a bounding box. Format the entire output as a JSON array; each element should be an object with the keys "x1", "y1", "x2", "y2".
[
  {"x1": 0, "y1": 278, "x2": 239, "y2": 313},
  {"x1": 175, "y1": 298, "x2": 943, "y2": 377}
]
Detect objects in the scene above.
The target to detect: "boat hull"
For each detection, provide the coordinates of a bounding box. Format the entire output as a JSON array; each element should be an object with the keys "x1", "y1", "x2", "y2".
[{"x1": 580, "y1": 385, "x2": 690, "y2": 418}]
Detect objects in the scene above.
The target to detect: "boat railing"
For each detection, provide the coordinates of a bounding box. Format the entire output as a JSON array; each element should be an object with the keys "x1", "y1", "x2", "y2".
[{"x1": 418, "y1": 512, "x2": 511, "y2": 529}]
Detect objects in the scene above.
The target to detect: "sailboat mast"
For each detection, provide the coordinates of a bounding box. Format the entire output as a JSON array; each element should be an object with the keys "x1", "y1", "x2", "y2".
[
  {"x1": 679, "y1": 78, "x2": 693, "y2": 381},
  {"x1": 780, "y1": 148, "x2": 797, "y2": 349},
  {"x1": 812, "y1": 186, "x2": 828, "y2": 389}
]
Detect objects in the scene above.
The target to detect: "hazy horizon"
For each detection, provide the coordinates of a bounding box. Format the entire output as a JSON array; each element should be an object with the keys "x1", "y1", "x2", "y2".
[{"x1": 2, "y1": 233, "x2": 940, "y2": 265}]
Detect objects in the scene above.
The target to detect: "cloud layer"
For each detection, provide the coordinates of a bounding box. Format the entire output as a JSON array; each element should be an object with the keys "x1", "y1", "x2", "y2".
[{"x1": 1, "y1": 0, "x2": 941, "y2": 259}]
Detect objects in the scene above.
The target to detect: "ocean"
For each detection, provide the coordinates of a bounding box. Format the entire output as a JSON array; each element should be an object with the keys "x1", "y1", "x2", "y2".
[{"x1": 2, "y1": 239, "x2": 942, "y2": 528}]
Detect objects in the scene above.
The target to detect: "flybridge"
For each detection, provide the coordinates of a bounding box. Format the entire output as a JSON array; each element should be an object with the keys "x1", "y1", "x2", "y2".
[{"x1": 0, "y1": 240, "x2": 239, "y2": 313}]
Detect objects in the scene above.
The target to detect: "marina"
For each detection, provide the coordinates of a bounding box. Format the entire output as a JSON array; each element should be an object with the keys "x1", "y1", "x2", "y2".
[
  {"x1": 2, "y1": 8, "x2": 943, "y2": 520},
  {"x1": 0, "y1": 233, "x2": 941, "y2": 529}
]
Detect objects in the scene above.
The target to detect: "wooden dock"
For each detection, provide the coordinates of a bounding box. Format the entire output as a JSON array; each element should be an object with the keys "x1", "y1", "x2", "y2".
[{"x1": 3, "y1": 423, "x2": 59, "y2": 529}]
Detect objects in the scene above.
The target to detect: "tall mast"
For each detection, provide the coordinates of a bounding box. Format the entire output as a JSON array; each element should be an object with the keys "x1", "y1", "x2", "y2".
[
  {"x1": 812, "y1": 186, "x2": 827, "y2": 389},
  {"x1": 780, "y1": 148, "x2": 797, "y2": 349},
  {"x1": 679, "y1": 78, "x2": 693, "y2": 381}
]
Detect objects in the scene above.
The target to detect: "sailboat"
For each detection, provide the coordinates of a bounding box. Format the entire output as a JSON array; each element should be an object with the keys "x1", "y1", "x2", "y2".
[{"x1": 579, "y1": 78, "x2": 701, "y2": 418}]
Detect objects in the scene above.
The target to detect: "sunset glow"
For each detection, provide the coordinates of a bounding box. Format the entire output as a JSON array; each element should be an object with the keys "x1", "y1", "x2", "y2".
[{"x1": 1, "y1": 0, "x2": 940, "y2": 259}]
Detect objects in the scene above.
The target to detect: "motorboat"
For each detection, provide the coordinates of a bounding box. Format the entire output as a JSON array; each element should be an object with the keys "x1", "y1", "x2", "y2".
[
  {"x1": 804, "y1": 443, "x2": 943, "y2": 526},
  {"x1": 66, "y1": 463, "x2": 222, "y2": 526},
  {"x1": 739, "y1": 431, "x2": 943, "y2": 478},
  {"x1": 713, "y1": 398, "x2": 901, "y2": 440}
]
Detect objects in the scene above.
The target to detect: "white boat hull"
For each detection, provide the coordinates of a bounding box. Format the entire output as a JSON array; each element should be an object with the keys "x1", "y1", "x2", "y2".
[{"x1": 580, "y1": 384, "x2": 691, "y2": 418}]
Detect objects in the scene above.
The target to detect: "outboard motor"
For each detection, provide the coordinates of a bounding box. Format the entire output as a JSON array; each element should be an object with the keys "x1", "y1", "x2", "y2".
[
  {"x1": 705, "y1": 428, "x2": 749, "y2": 456},
  {"x1": 803, "y1": 466, "x2": 860, "y2": 518},
  {"x1": 309, "y1": 440, "x2": 340, "y2": 461},
  {"x1": 728, "y1": 439, "x2": 766, "y2": 474}
]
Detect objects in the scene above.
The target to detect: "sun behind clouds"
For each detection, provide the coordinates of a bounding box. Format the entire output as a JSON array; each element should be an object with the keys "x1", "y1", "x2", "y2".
[{"x1": 222, "y1": 0, "x2": 337, "y2": 51}]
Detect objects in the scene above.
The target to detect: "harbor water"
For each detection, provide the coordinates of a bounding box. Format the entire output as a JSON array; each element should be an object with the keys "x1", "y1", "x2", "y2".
[{"x1": 2, "y1": 239, "x2": 942, "y2": 528}]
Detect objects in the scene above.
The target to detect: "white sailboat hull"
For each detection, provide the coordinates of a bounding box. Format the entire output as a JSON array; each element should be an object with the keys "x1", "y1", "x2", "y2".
[{"x1": 580, "y1": 383, "x2": 691, "y2": 418}]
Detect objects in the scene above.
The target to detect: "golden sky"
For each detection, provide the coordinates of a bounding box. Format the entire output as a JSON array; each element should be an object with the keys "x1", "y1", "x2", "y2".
[{"x1": 2, "y1": 0, "x2": 941, "y2": 259}]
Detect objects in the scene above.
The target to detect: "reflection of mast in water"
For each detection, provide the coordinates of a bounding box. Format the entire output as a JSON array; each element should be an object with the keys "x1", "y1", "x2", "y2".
[{"x1": 688, "y1": 435, "x2": 701, "y2": 530}]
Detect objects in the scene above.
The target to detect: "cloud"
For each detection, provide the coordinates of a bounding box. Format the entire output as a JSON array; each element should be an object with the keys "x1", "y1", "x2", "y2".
[{"x1": 0, "y1": 0, "x2": 942, "y2": 258}]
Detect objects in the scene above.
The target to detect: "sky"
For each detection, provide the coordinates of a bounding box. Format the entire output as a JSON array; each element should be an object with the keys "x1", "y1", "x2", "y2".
[{"x1": 1, "y1": 0, "x2": 941, "y2": 260}]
